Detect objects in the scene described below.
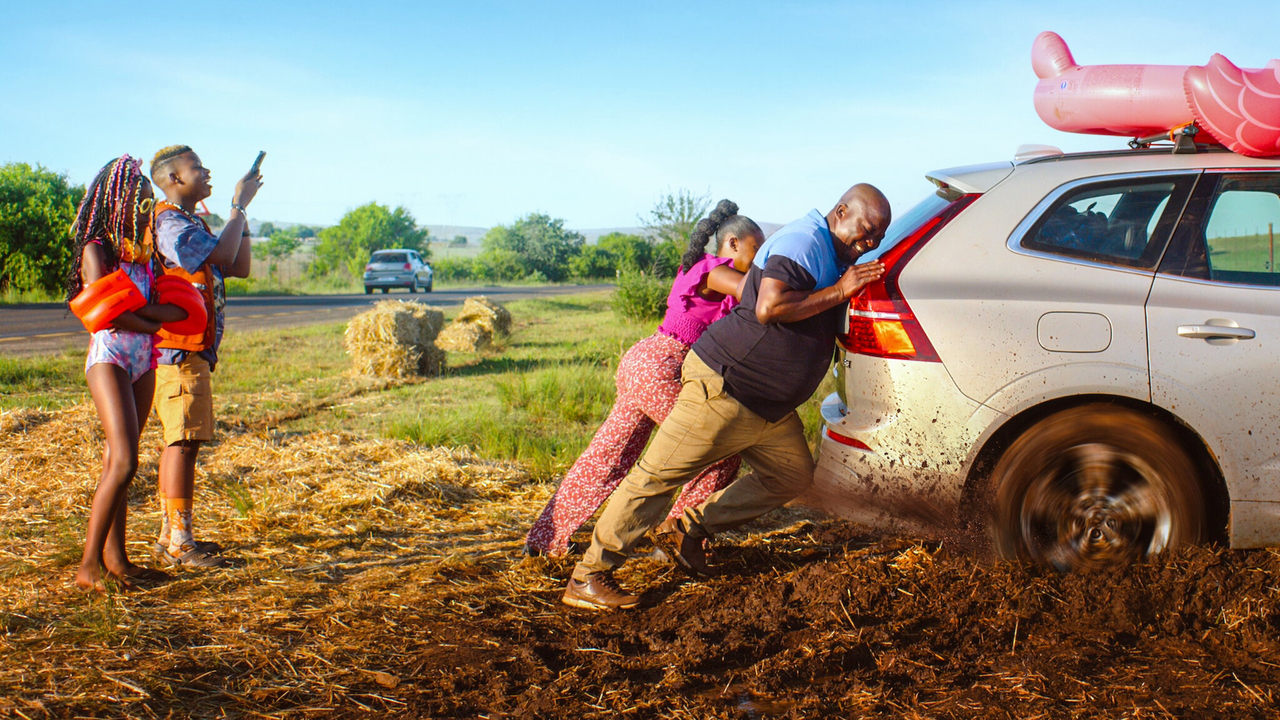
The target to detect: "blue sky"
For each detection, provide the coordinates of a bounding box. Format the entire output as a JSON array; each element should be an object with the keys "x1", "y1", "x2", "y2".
[{"x1": 2, "y1": 1, "x2": 1276, "y2": 230}]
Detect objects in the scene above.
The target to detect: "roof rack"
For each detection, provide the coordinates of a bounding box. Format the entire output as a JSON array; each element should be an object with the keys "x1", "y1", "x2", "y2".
[{"x1": 1128, "y1": 122, "x2": 1203, "y2": 154}]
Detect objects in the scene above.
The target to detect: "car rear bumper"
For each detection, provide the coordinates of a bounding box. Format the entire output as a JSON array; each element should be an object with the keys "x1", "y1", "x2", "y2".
[
  {"x1": 363, "y1": 273, "x2": 416, "y2": 286},
  {"x1": 799, "y1": 357, "x2": 1005, "y2": 532}
]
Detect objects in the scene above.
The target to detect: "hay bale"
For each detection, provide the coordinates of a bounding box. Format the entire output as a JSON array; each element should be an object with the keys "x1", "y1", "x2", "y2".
[
  {"x1": 344, "y1": 301, "x2": 445, "y2": 377},
  {"x1": 456, "y1": 296, "x2": 511, "y2": 337},
  {"x1": 435, "y1": 320, "x2": 492, "y2": 353}
]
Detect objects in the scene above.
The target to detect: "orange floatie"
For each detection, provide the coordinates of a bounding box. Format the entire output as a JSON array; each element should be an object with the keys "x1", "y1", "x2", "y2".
[
  {"x1": 152, "y1": 274, "x2": 208, "y2": 336},
  {"x1": 70, "y1": 269, "x2": 147, "y2": 333}
]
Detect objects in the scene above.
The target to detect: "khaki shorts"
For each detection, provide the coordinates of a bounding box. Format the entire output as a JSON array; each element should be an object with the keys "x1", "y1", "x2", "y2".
[{"x1": 154, "y1": 354, "x2": 214, "y2": 445}]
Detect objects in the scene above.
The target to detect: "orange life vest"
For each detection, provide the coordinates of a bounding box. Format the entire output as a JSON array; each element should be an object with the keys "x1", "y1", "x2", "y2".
[{"x1": 153, "y1": 200, "x2": 218, "y2": 352}]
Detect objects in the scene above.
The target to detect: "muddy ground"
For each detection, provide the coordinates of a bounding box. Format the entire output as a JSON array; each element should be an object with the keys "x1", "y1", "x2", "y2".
[{"x1": 410, "y1": 521, "x2": 1280, "y2": 719}]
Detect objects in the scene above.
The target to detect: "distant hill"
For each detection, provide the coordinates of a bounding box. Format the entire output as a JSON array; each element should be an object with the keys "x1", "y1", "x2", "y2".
[{"x1": 423, "y1": 223, "x2": 785, "y2": 246}]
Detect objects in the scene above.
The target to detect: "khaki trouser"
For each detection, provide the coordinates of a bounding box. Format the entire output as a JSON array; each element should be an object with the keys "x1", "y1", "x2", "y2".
[{"x1": 574, "y1": 352, "x2": 815, "y2": 578}]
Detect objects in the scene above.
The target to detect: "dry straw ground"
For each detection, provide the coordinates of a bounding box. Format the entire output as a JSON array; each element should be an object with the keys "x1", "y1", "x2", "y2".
[{"x1": 2, "y1": 294, "x2": 1279, "y2": 719}]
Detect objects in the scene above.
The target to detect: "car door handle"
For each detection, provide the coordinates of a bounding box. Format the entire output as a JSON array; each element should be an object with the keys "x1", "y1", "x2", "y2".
[{"x1": 1177, "y1": 321, "x2": 1256, "y2": 341}]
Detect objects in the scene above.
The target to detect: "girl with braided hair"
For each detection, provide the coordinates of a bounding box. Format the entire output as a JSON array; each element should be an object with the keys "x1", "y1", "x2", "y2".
[
  {"x1": 526, "y1": 199, "x2": 763, "y2": 556},
  {"x1": 68, "y1": 155, "x2": 186, "y2": 592}
]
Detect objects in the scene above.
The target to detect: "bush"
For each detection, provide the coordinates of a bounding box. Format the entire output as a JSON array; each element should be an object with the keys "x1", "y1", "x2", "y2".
[
  {"x1": 568, "y1": 245, "x2": 617, "y2": 279},
  {"x1": 612, "y1": 270, "x2": 669, "y2": 322},
  {"x1": 432, "y1": 257, "x2": 474, "y2": 282},
  {"x1": 0, "y1": 163, "x2": 83, "y2": 295}
]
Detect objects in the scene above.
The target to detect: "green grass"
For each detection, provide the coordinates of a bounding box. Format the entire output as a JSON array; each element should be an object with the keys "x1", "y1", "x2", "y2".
[
  {"x1": 0, "y1": 286, "x2": 61, "y2": 304},
  {"x1": 2, "y1": 288, "x2": 837, "y2": 482},
  {"x1": 0, "y1": 351, "x2": 86, "y2": 409},
  {"x1": 389, "y1": 361, "x2": 617, "y2": 481},
  {"x1": 1209, "y1": 232, "x2": 1280, "y2": 273}
]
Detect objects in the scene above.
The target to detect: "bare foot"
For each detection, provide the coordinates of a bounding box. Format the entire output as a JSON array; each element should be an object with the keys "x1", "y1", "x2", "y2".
[{"x1": 74, "y1": 565, "x2": 108, "y2": 594}]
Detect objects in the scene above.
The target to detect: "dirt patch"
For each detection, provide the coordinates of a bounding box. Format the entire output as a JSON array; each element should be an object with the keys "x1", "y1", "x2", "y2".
[
  {"x1": 407, "y1": 523, "x2": 1280, "y2": 719},
  {"x1": 2, "y1": 402, "x2": 1278, "y2": 718}
]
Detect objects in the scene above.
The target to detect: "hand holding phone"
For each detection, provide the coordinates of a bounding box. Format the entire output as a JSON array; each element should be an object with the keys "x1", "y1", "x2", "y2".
[
  {"x1": 234, "y1": 151, "x2": 265, "y2": 209},
  {"x1": 249, "y1": 150, "x2": 266, "y2": 176}
]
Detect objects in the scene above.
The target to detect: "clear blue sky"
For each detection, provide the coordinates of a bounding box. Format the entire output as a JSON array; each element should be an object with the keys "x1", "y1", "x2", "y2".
[{"x1": 2, "y1": 1, "x2": 1276, "y2": 230}]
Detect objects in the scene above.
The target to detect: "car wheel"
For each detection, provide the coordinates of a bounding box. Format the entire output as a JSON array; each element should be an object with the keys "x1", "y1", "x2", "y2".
[
  {"x1": 364, "y1": 286, "x2": 372, "y2": 295},
  {"x1": 424, "y1": 279, "x2": 432, "y2": 292},
  {"x1": 409, "y1": 279, "x2": 418, "y2": 293},
  {"x1": 990, "y1": 404, "x2": 1203, "y2": 570}
]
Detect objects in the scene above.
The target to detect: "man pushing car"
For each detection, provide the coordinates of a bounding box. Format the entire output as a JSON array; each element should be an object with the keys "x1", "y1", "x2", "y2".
[{"x1": 563, "y1": 183, "x2": 891, "y2": 610}]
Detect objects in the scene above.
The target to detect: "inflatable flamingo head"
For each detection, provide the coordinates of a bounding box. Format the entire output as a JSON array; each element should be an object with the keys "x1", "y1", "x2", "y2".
[
  {"x1": 1032, "y1": 31, "x2": 1280, "y2": 157},
  {"x1": 1032, "y1": 31, "x2": 1076, "y2": 80}
]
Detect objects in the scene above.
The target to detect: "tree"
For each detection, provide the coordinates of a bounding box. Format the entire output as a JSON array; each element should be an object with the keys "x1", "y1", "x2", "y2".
[
  {"x1": 596, "y1": 232, "x2": 652, "y2": 272},
  {"x1": 259, "y1": 229, "x2": 303, "y2": 283},
  {"x1": 312, "y1": 202, "x2": 428, "y2": 278},
  {"x1": 642, "y1": 189, "x2": 709, "y2": 277},
  {"x1": 0, "y1": 163, "x2": 83, "y2": 295},
  {"x1": 450, "y1": 235, "x2": 468, "y2": 247},
  {"x1": 568, "y1": 245, "x2": 616, "y2": 279},
  {"x1": 204, "y1": 212, "x2": 226, "y2": 231},
  {"x1": 257, "y1": 221, "x2": 278, "y2": 238},
  {"x1": 480, "y1": 213, "x2": 583, "y2": 281}
]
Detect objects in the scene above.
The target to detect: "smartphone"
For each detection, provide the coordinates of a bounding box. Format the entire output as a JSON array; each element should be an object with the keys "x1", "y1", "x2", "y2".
[{"x1": 249, "y1": 151, "x2": 266, "y2": 175}]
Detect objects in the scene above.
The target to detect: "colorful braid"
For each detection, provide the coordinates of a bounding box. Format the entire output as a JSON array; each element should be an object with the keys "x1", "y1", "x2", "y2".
[{"x1": 64, "y1": 155, "x2": 152, "y2": 303}]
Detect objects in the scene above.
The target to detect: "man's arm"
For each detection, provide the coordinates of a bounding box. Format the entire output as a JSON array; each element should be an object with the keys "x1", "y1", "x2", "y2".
[{"x1": 755, "y1": 261, "x2": 884, "y2": 325}]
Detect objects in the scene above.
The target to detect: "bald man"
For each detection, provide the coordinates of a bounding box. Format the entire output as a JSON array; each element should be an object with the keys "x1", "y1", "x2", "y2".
[{"x1": 563, "y1": 185, "x2": 890, "y2": 610}]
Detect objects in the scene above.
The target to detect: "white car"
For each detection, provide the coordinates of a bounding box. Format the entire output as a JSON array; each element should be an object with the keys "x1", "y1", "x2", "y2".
[
  {"x1": 363, "y1": 249, "x2": 433, "y2": 294},
  {"x1": 810, "y1": 144, "x2": 1280, "y2": 569}
]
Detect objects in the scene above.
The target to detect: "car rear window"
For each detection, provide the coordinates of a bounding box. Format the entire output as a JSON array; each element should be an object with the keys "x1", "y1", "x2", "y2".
[
  {"x1": 1018, "y1": 175, "x2": 1196, "y2": 270},
  {"x1": 372, "y1": 252, "x2": 407, "y2": 264}
]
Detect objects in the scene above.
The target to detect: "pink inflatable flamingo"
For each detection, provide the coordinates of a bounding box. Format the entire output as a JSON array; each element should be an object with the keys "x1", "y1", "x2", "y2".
[{"x1": 1032, "y1": 31, "x2": 1280, "y2": 157}]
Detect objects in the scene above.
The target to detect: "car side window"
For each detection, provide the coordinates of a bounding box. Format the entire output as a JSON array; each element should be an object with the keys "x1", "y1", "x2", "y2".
[
  {"x1": 1020, "y1": 177, "x2": 1195, "y2": 269},
  {"x1": 1160, "y1": 173, "x2": 1280, "y2": 287}
]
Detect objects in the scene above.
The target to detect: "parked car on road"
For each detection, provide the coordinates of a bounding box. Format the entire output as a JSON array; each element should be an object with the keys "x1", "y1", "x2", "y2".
[
  {"x1": 810, "y1": 144, "x2": 1280, "y2": 569},
  {"x1": 363, "y1": 249, "x2": 433, "y2": 294}
]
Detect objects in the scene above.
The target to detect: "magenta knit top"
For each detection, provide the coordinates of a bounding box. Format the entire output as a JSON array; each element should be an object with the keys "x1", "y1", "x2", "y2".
[{"x1": 656, "y1": 255, "x2": 737, "y2": 346}]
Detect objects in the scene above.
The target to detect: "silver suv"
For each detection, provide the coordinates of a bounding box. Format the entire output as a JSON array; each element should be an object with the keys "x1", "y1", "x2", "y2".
[
  {"x1": 810, "y1": 144, "x2": 1280, "y2": 569},
  {"x1": 363, "y1": 249, "x2": 433, "y2": 294}
]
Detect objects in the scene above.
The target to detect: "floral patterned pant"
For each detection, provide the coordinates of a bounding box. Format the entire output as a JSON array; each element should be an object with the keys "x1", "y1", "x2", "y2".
[{"x1": 525, "y1": 331, "x2": 741, "y2": 555}]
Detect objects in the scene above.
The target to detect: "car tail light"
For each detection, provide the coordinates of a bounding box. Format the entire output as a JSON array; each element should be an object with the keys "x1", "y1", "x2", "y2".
[
  {"x1": 826, "y1": 427, "x2": 871, "y2": 450},
  {"x1": 364, "y1": 264, "x2": 373, "y2": 272},
  {"x1": 840, "y1": 194, "x2": 979, "y2": 362},
  {"x1": 403, "y1": 262, "x2": 412, "y2": 270}
]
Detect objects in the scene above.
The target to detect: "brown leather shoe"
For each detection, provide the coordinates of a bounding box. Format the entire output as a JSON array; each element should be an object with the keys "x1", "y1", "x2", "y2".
[
  {"x1": 653, "y1": 518, "x2": 714, "y2": 577},
  {"x1": 562, "y1": 571, "x2": 640, "y2": 610}
]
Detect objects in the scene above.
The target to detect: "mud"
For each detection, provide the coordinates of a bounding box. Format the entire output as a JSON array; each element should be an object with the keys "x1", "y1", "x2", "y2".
[{"x1": 402, "y1": 521, "x2": 1279, "y2": 719}]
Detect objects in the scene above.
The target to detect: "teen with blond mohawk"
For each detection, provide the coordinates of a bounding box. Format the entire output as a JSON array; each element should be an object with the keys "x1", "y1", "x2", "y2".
[{"x1": 148, "y1": 145, "x2": 262, "y2": 567}]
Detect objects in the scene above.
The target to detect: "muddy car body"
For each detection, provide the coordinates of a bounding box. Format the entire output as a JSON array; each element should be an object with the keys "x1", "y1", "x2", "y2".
[{"x1": 810, "y1": 145, "x2": 1280, "y2": 568}]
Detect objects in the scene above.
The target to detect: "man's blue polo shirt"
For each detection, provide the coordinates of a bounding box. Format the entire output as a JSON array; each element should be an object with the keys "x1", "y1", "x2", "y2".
[{"x1": 693, "y1": 209, "x2": 847, "y2": 422}]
